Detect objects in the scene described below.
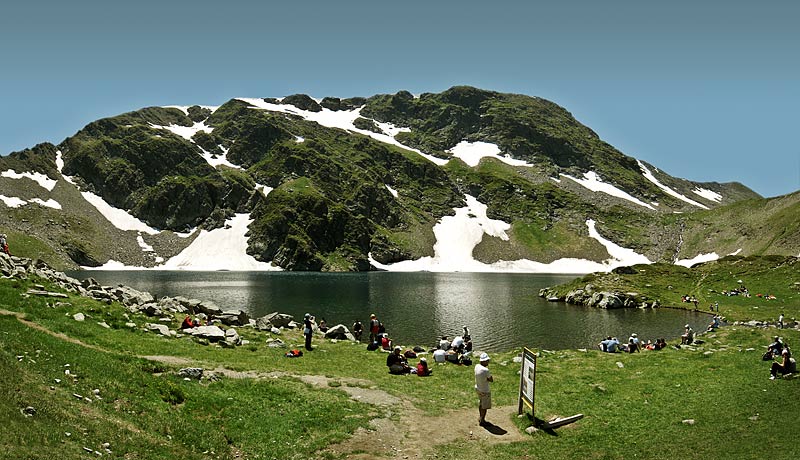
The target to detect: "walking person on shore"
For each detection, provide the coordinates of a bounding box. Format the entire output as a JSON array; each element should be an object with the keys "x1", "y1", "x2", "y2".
[
  {"x1": 474, "y1": 353, "x2": 494, "y2": 426},
  {"x1": 303, "y1": 313, "x2": 314, "y2": 351},
  {"x1": 369, "y1": 314, "x2": 380, "y2": 344}
]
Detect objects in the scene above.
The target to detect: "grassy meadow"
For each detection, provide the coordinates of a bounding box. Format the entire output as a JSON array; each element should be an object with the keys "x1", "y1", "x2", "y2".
[{"x1": 1, "y1": 259, "x2": 799, "y2": 459}]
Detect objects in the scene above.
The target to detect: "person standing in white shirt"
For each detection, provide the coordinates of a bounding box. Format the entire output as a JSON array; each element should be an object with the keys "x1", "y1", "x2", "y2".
[{"x1": 474, "y1": 353, "x2": 494, "y2": 426}]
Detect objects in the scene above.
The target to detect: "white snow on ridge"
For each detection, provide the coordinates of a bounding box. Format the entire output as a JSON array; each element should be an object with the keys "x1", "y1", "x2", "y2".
[
  {"x1": 637, "y1": 160, "x2": 709, "y2": 209},
  {"x1": 255, "y1": 183, "x2": 273, "y2": 197},
  {"x1": 151, "y1": 121, "x2": 213, "y2": 143},
  {"x1": 561, "y1": 171, "x2": 656, "y2": 210},
  {"x1": 0, "y1": 195, "x2": 27, "y2": 208},
  {"x1": 236, "y1": 98, "x2": 450, "y2": 166},
  {"x1": 137, "y1": 234, "x2": 155, "y2": 252},
  {"x1": 675, "y1": 252, "x2": 719, "y2": 267},
  {"x1": 156, "y1": 214, "x2": 281, "y2": 271},
  {"x1": 729, "y1": 248, "x2": 742, "y2": 256},
  {"x1": 369, "y1": 195, "x2": 652, "y2": 273},
  {"x1": 0, "y1": 194, "x2": 61, "y2": 210},
  {"x1": 79, "y1": 190, "x2": 160, "y2": 235},
  {"x1": 447, "y1": 141, "x2": 533, "y2": 168},
  {"x1": 385, "y1": 184, "x2": 398, "y2": 198},
  {"x1": 586, "y1": 219, "x2": 651, "y2": 266},
  {"x1": 693, "y1": 187, "x2": 722, "y2": 202},
  {"x1": 1, "y1": 169, "x2": 58, "y2": 191}
]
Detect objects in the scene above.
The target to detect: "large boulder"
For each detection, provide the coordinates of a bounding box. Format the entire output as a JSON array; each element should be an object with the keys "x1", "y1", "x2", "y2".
[
  {"x1": 218, "y1": 310, "x2": 250, "y2": 326},
  {"x1": 590, "y1": 292, "x2": 624, "y2": 309},
  {"x1": 324, "y1": 324, "x2": 355, "y2": 341},
  {"x1": 256, "y1": 312, "x2": 294, "y2": 330},
  {"x1": 146, "y1": 323, "x2": 171, "y2": 336},
  {"x1": 113, "y1": 285, "x2": 155, "y2": 306},
  {"x1": 186, "y1": 325, "x2": 226, "y2": 342}
]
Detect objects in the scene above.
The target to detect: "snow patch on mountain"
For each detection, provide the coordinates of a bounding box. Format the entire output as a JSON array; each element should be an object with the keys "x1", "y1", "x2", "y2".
[
  {"x1": 370, "y1": 195, "x2": 651, "y2": 273},
  {"x1": 151, "y1": 121, "x2": 213, "y2": 142},
  {"x1": 561, "y1": 171, "x2": 656, "y2": 210},
  {"x1": 693, "y1": 187, "x2": 722, "y2": 202},
  {"x1": 385, "y1": 184, "x2": 398, "y2": 198},
  {"x1": 79, "y1": 190, "x2": 160, "y2": 235},
  {"x1": 0, "y1": 195, "x2": 61, "y2": 209},
  {"x1": 236, "y1": 98, "x2": 449, "y2": 166},
  {"x1": 637, "y1": 160, "x2": 709, "y2": 209},
  {"x1": 155, "y1": 214, "x2": 281, "y2": 271},
  {"x1": 0, "y1": 195, "x2": 27, "y2": 208},
  {"x1": 675, "y1": 252, "x2": 719, "y2": 267},
  {"x1": 1, "y1": 169, "x2": 58, "y2": 191},
  {"x1": 447, "y1": 141, "x2": 533, "y2": 167},
  {"x1": 587, "y1": 219, "x2": 651, "y2": 265}
]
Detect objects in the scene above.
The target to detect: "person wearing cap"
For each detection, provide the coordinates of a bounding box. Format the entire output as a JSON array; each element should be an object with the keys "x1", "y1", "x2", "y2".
[
  {"x1": 474, "y1": 352, "x2": 494, "y2": 426},
  {"x1": 387, "y1": 346, "x2": 411, "y2": 374},
  {"x1": 416, "y1": 357, "x2": 431, "y2": 376},
  {"x1": 303, "y1": 313, "x2": 314, "y2": 351}
]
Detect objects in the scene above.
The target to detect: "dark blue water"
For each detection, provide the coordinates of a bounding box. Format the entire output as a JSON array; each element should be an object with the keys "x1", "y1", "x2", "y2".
[{"x1": 67, "y1": 271, "x2": 709, "y2": 352}]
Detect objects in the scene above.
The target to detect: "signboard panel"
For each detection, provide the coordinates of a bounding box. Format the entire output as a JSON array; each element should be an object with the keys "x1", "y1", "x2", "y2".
[{"x1": 518, "y1": 347, "x2": 536, "y2": 414}]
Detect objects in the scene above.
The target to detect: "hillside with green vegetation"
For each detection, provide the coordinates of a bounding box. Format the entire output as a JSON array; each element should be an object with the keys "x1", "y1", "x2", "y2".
[
  {"x1": 1, "y1": 86, "x2": 794, "y2": 271},
  {"x1": 540, "y1": 255, "x2": 800, "y2": 323},
  {"x1": 1, "y1": 256, "x2": 798, "y2": 459}
]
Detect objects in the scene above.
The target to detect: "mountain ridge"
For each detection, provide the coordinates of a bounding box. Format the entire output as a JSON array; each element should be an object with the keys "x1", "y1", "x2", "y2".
[{"x1": 1, "y1": 86, "x2": 795, "y2": 272}]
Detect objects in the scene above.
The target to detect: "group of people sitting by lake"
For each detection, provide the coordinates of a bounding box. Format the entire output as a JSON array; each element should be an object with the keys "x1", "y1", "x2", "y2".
[
  {"x1": 383, "y1": 325, "x2": 475, "y2": 376},
  {"x1": 599, "y1": 333, "x2": 668, "y2": 353}
]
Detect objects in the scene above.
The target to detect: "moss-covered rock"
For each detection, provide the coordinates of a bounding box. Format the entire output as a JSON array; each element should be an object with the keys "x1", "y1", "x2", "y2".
[{"x1": 281, "y1": 94, "x2": 322, "y2": 112}]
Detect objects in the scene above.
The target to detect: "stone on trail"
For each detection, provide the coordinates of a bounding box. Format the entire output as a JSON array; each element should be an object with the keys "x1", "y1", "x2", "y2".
[{"x1": 179, "y1": 368, "x2": 204, "y2": 380}]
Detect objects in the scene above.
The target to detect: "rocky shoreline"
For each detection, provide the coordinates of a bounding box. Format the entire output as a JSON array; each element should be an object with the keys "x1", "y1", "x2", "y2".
[
  {"x1": 538, "y1": 283, "x2": 662, "y2": 309},
  {"x1": 1, "y1": 253, "x2": 356, "y2": 348}
]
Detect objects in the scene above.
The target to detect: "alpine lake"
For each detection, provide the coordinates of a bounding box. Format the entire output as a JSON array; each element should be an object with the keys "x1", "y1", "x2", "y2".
[{"x1": 67, "y1": 271, "x2": 710, "y2": 352}]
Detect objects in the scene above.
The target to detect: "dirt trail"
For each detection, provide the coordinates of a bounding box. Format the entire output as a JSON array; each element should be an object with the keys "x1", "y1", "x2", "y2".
[
  {"x1": 141, "y1": 355, "x2": 528, "y2": 459},
  {"x1": 5, "y1": 314, "x2": 530, "y2": 459}
]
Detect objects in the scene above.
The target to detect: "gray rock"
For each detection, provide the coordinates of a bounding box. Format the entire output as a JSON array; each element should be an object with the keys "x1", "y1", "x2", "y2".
[
  {"x1": 324, "y1": 324, "x2": 355, "y2": 341},
  {"x1": 255, "y1": 312, "x2": 294, "y2": 330},
  {"x1": 186, "y1": 325, "x2": 226, "y2": 342},
  {"x1": 178, "y1": 368, "x2": 204, "y2": 380},
  {"x1": 218, "y1": 309, "x2": 250, "y2": 326},
  {"x1": 267, "y1": 338, "x2": 286, "y2": 348},
  {"x1": 73, "y1": 313, "x2": 85, "y2": 322},
  {"x1": 146, "y1": 323, "x2": 171, "y2": 336}
]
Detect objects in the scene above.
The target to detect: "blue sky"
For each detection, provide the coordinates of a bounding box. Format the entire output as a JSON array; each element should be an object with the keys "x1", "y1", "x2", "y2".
[{"x1": 1, "y1": 0, "x2": 798, "y2": 198}]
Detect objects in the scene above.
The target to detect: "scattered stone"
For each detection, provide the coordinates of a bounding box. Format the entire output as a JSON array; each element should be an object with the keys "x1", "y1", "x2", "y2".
[
  {"x1": 703, "y1": 351, "x2": 714, "y2": 356},
  {"x1": 324, "y1": 324, "x2": 355, "y2": 341},
  {"x1": 682, "y1": 419, "x2": 695, "y2": 425},
  {"x1": 179, "y1": 368, "x2": 204, "y2": 380},
  {"x1": 21, "y1": 406, "x2": 36, "y2": 417},
  {"x1": 270, "y1": 327, "x2": 281, "y2": 335},
  {"x1": 267, "y1": 338, "x2": 286, "y2": 348},
  {"x1": 146, "y1": 323, "x2": 171, "y2": 337},
  {"x1": 125, "y1": 322, "x2": 136, "y2": 328},
  {"x1": 73, "y1": 393, "x2": 84, "y2": 399},
  {"x1": 73, "y1": 313, "x2": 85, "y2": 322},
  {"x1": 525, "y1": 426, "x2": 538, "y2": 434},
  {"x1": 616, "y1": 362, "x2": 624, "y2": 368},
  {"x1": 97, "y1": 322, "x2": 110, "y2": 329},
  {"x1": 186, "y1": 325, "x2": 226, "y2": 342},
  {"x1": 512, "y1": 356, "x2": 523, "y2": 363}
]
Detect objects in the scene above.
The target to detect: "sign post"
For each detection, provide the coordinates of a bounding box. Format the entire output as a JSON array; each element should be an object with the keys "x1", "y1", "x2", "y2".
[{"x1": 518, "y1": 347, "x2": 537, "y2": 415}]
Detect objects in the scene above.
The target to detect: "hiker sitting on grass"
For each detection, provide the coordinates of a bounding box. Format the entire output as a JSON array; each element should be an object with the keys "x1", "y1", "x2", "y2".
[
  {"x1": 766, "y1": 337, "x2": 785, "y2": 360},
  {"x1": 599, "y1": 337, "x2": 620, "y2": 353},
  {"x1": 387, "y1": 346, "x2": 411, "y2": 374},
  {"x1": 770, "y1": 347, "x2": 797, "y2": 380},
  {"x1": 181, "y1": 315, "x2": 194, "y2": 329},
  {"x1": 681, "y1": 325, "x2": 694, "y2": 345},
  {"x1": 416, "y1": 357, "x2": 432, "y2": 376}
]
